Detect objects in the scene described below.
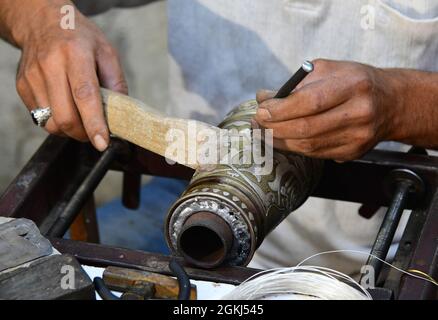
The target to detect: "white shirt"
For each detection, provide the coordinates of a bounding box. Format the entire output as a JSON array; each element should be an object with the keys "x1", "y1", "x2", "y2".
[{"x1": 167, "y1": 0, "x2": 438, "y2": 274}]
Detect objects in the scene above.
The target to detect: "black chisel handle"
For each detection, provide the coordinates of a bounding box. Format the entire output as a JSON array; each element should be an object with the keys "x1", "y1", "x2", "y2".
[{"x1": 274, "y1": 60, "x2": 314, "y2": 99}]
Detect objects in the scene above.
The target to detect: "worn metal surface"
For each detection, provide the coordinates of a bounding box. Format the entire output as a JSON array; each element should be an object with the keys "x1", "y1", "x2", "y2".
[
  {"x1": 364, "y1": 169, "x2": 425, "y2": 281},
  {"x1": 178, "y1": 211, "x2": 234, "y2": 268},
  {"x1": 103, "y1": 266, "x2": 197, "y2": 300},
  {"x1": 0, "y1": 136, "x2": 90, "y2": 225},
  {"x1": 1, "y1": 133, "x2": 437, "y2": 298},
  {"x1": 0, "y1": 254, "x2": 94, "y2": 300},
  {"x1": 46, "y1": 140, "x2": 126, "y2": 237},
  {"x1": 166, "y1": 100, "x2": 324, "y2": 267},
  {"x1": 0, "y1": 218, "x2": 52, "y2": 272},
  {"x1": 313, "y1": 150, "x2": 438, "y2": 208},
  {"x1": 122, "y1": 171, "x2": 142, "y2": 209},
  {"x1": 396, "y1": 188, "x2": 438, "y2": 300},
  {"x1": 120, "y1": 282, "x2": 155, "y2": 300},
  {"x1": 383, "y1": 208, "x2": 429, "y2": 297},
  {"x1": 50, "y1": 238, "x2": 261, "y2": 285}
]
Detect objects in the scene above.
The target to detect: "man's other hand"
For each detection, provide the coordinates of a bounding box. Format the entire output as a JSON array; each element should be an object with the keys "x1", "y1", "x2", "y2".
[
  {"x1": 254, "y1": 59, "x2": 407, "y2": 162},
  {"x1": 13, "y1": 0, "x2": 128, "y2": 151}
]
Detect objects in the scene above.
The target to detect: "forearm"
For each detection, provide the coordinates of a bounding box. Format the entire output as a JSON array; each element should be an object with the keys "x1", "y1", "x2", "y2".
[
  {"x1": 0, "y1": 0, "x2": 160, "y2": 47},
  {"x1": 385, "y1": 68, "x2": 438, "y2": 149},
  {"x1": 0, "y1": 0, "x2": 73, "y2": 48},
  {"x1": 72, "y1": 0, "x2": 160, "y2": 16}
]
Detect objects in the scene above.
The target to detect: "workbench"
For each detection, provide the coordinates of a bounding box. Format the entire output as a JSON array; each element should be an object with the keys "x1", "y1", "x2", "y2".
[{"x1": 0, "y1": 135, "x2": 437, "y2": 299}]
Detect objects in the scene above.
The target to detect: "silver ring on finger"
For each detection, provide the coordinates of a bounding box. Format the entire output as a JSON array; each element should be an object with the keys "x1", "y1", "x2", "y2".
[{"x1": 30, "y1": 107, "x2": 52, "y2": 127}]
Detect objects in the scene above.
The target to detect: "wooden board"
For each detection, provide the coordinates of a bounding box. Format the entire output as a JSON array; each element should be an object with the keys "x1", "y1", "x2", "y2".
[{"x1": 101, "y1": 88, "x2": 221, "y2": 170}]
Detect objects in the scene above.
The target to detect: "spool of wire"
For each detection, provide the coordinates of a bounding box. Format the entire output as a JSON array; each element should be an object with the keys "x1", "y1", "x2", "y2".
[
  {"x1": 222, "y1": 249, "x2": 438, "y2": 300},
  {"x1": 221, "y1": 266, "x2": 372, "y2": 300}
]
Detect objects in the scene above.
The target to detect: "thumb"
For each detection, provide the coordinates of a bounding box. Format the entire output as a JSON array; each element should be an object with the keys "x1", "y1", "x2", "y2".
[{"x1": 256, "y1": 89, "x2": 277, "y2": 103}]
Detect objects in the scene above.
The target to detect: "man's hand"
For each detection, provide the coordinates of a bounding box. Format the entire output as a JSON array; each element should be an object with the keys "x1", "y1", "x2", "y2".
[
  {"x1": 253, "y1": 59, "x2": 438, "y2": 161},
  {"x1": 1, "y1": 0, "x2": 128, "y2": 151}
]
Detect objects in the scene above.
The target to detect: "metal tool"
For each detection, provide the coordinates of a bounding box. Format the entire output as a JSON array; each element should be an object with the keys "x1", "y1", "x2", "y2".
[
  {"x1": 362, "y1": 169, "x2": 424, "y2": 282},
  {"x1": 274, "y1": 60, "x2": 314, "y2": 98},
  {"x1": 165, "y1": 62, "x2": 322, "y2": 268},
  {"x1": 95, "y1": 260, "x2": 193, "y2": 300},
  {"x1": 30, "y1": 107, "x2": 52, "y2": 127},
  {"x1": 46, "y1": 139, "x2": 128, "y2": 237},
  {"x1": 94, "y1": 277, "x2": 120, "y2": 300},
  {"x1": 2, "y1": 60, "x2": 438, "y2": 298},
  {"x1": 169, "y1": 259, "x2": 192, "y2": 300},
  {"x1": 102, "y1": 264, "x2": 197, "y2": 299}
]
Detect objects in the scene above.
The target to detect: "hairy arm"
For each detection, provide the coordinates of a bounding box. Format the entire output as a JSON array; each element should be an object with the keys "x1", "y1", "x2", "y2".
[{"x1": 0, "y1": 0, "x2": 129, "y2": 151}]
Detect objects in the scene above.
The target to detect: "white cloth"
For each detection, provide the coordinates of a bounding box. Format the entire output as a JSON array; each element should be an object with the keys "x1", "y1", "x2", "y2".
[{"x1": 167, "y1": 0, "x2": 438, "y2": 275}]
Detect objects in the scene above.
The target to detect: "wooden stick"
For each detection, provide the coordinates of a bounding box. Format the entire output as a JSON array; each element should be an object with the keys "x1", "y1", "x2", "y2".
[{"x1": 101, "y1": 88, "x2": 221, "y2": 170}]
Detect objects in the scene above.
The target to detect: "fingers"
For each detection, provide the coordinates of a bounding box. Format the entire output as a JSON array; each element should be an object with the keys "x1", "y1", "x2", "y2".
[
  {"x1": 14, "y1": 10, "x2": 123, "y2": 150},
  {"x1": 255, "y1": 77, "x2": 353, "y2": 123},
  {"x1": 17, "y1": 46, "x2": 118, "y2": 150},
  {"x1": 256, "y1": 89, "x2": 276, "y2": 104},
  {"x1": 43, "y1": 59, "x2": 88, "y2": 141},
  {"x1": 16, "y1": 58, "x2": 37, "y2": 111},
  {"x1": 67, "y1": 53, "x2": 109, "y2": 151},
  {"x1": 296, "y1": 143, "x2": 366, "y2": 162},
  {"x1": 271, "y1": 125, "x2": 376, "y2": 161},
  {"x1": 96, "y1": 45, "x2": 128, "y2": 94},
  {"x1": 272, "y1": 133, "x2": 346, "y2": 157},
  {"x1": 254, "y1": 59, "x2": 335, "y2": 105},
  {"x1": 259, "y1": 101, "x2": 362, "y2": 140},
  {"x1": 16, "y1": 57, "x2": 62, "y2": 136},
  {"x1": 252, "y1": 59, "x2": 383, "y2": 161}
]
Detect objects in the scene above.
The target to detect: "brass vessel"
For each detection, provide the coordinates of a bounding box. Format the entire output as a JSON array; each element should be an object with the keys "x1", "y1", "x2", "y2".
[{"x1": 165, "y1": 100, "x2": 324, "y2": 268}]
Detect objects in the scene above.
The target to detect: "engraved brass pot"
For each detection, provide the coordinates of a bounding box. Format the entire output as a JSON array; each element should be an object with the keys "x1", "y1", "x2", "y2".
[{"x1": 165, "y1": 100, "x2": 324, "y2": 268}]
